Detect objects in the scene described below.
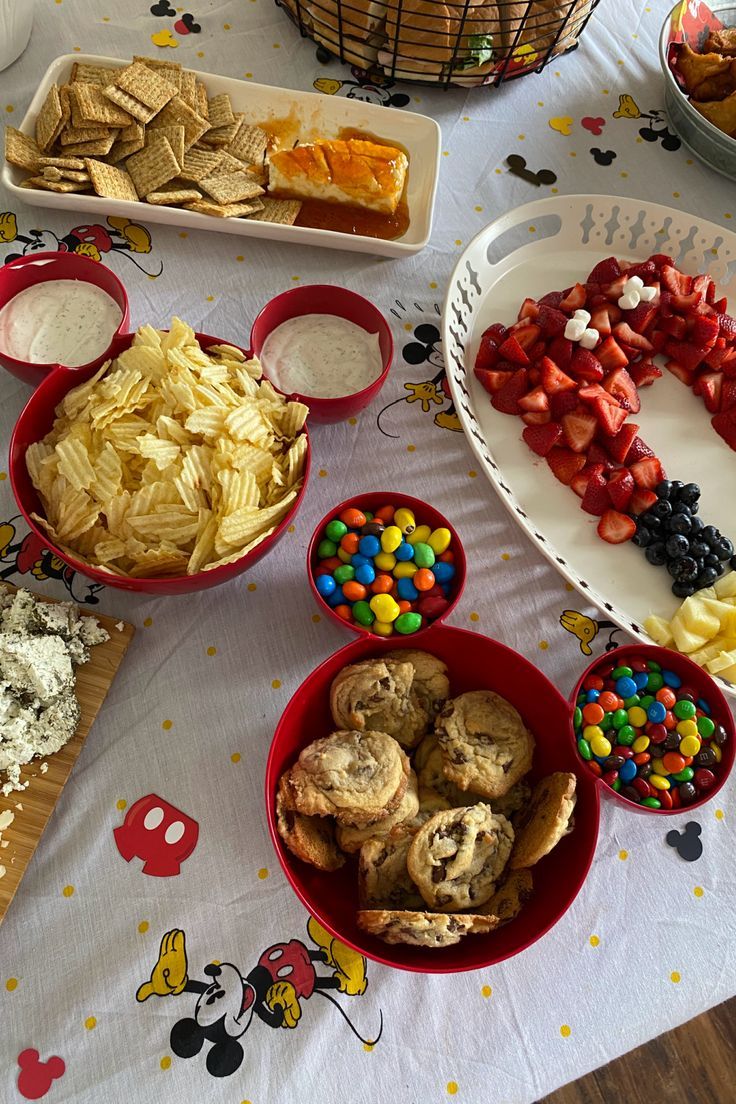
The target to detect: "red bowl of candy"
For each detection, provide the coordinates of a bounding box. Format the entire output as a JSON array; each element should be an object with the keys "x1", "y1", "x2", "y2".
[
  {"x1": 266, "y1": 624, "x2": 601, "y2": 973},
  {"x1": 9, "y1": 330, "x2": 310, "y2": 595},
  {"x1": 0, "y1": 251, "x2": 130, "y2": 387},
  {"x1": 307, "y1": 492, "x2": 466, "y2": 639},
  {"x1": 570, "y1": 644, "x2": 735, "y2": 815},
  {"x1": 249, "y1": 284, "x2": 393, "y2": 425}
]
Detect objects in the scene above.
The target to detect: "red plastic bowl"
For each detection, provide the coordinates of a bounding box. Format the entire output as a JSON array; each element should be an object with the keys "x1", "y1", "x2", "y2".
[
  {"x1": 266, "y1": 624, "x2": 600, "y2": 973},
  {"x1": 307, "y1": 491, "x2": 467, "y2": 638},
  {"x1": 0, "y1": 251, "x2": 130, "y2": 386},
  {"x1": 570, "y1": 644, "x2": 735, "y2": 816},
  {"x1": 9, "y1": 331, "x2": 310, "y2": 595},
  {"x1": 249, "y1": 284, "x2": 393, "y2": 424}
]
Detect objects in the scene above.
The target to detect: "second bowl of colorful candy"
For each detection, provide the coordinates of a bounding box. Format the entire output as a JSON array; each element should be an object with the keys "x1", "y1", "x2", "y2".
[
  {"x1": 307, "y1": 492, "x2": 466, "y2": 638},
  {"x1": 570, "y1": 644, "x2": 735, "y2": 815}
]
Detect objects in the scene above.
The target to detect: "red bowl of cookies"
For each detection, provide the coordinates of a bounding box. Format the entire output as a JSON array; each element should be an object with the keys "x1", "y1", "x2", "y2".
[{"x1": 266, "y1": 624, "x2": 600, "y2": 973}]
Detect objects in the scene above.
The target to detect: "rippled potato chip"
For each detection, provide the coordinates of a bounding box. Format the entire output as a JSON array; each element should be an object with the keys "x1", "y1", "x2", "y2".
[{"x1": 27, "y1": 319, "x2": 308, "y2": 578}]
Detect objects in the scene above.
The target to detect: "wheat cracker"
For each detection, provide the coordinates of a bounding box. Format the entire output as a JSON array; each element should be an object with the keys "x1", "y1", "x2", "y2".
[{"x1": 125, "y1": 133, "x2": 179, "y2": 195}]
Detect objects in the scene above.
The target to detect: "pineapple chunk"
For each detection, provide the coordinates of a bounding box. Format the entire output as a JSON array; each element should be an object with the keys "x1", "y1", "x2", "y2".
[
  {"x1": 644, "y1": 614, "x2": 674, "y2": 647},
  {"x1": 706, "y1": 649, "x2": 736, "y2": 675},
  {"x1": 680, "y1": 596, "x2": 721, "y2": 638},
  {"x1": 702, "y1": 599, "x2": 736, "y2": 636},
  {"x1": 689, "y1": 643, "x2": 724, "y2": 666},
  {"x1": 670, "y1": 615, "x2": 709, "y2": 654},
  {"x1": 716, "y1": 663, "x2": 736, "y2": 685},
  {"x1": 715, "y1": 571, "x2": 736, "y2": 599}
]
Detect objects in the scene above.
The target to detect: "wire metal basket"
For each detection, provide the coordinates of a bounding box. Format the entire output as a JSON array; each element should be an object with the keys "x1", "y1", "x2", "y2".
[{"x1": 275, "y1": 0, "x2": 602, "y2": 88}]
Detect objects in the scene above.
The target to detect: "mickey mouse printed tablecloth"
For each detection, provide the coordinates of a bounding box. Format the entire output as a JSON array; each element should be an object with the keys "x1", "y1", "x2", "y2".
[{"x1": 1, "y1": 1, "x2": 735, "y2": 1102}]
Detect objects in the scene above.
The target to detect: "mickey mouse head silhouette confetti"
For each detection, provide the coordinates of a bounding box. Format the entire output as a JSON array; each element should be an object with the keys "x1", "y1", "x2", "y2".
[
  {"x1": 505, "y1": 155, "x2": 557, "y2": 187},
  {"x1": 16, "y1": 1050, "x2": 65, "y2": 1101},
  {"x1": 666, "y1": 822, "x2": 703, "y2": 863},
  {"x1": 149, "y1": 2, "x2": 201, "y2": 49}
]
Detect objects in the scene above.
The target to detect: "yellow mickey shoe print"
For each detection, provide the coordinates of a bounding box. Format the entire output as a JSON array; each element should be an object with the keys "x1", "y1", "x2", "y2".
[
  {"x1": 307, "y1": 916, "x2": 367, "y2": 996},
  {"x1": 136, "y1": 929, "x2": 189, "y2": 1001},
  {"x1": 434, "y1": 410, "x2": 462, "y2": 432}
]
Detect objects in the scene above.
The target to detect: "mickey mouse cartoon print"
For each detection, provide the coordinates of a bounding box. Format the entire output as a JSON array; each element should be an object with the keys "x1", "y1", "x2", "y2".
[{"x1": 136, "y1": 919, "x2": 381, "y2": 1078}]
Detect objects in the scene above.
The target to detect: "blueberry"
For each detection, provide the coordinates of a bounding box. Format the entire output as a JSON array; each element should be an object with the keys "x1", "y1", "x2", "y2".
[
  {"x1": 691, "y1": 539, "x2": 710, "y2": 559},
  {"x1": 731, "y1": 554, "x2": 736, "y2": 570},
  {"x1": 696, "y1": 567, "x2": 719, "y2": 588},
  {"x1": 674, "y1": 556, "x2": 699, "y2": 581},
  {"x1": 633, "y1": 526, "x2": 652, "y2": 548},
  {"x1": 645, "y1": 542, "x2": 667, "y2": 566},
  {"x1": 690, "y1": 516, "x2": 704, "y2": 533},
  {"x1": 672, "y1": 580, "x2": 697, "y2": 598},
  {"x1": 670, "y1": 480, "x2": 685, "y2": 495},
  {"x1": 705, "y1": 553, "x2": 722, "y2": 568},
  {"x1": 678, "y1": 483, "x2": 701, "y2": 507},
  {"x1": 669, "y1": 513, "x2": 692, "y2": 535},
  {"x1": 671, "y1": 502, "x2": 692, "y2": 517},
  {"x1": 716, "y1": 537, "x2": 734, "y2": 560},
  {"x1": 646, "y1": 515, "x2": 663, "y2": 535},
  {"x1": 651, "y1": 499, "x2": 672, "y2": 520},
  {"x1": 703, "y1": 525, "x2": 720, "y2": 548},
  {"x1": 655, "y1": 480, "x2": 673, "y2": 499},
  {"x1": 666, "y1": 534, "x2": 689, "y2": 558}
]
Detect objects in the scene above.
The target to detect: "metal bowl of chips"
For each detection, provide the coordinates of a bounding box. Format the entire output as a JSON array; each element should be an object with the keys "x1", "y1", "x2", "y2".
[
  {"x1": 660, "y1": 2, "x2": 736, "y2": 182},
  {"x1": 9, "y1": 326, "x2": 311, "y2": 594}
]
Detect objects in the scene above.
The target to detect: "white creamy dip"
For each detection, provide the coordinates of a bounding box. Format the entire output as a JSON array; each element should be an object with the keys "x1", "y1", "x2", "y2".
[
  {"x1": 260, "y1": 314, "x2": 383, "y2": 398},
  {"x1": 0, "y1": 279, "x2": 123, "y2": 366}
]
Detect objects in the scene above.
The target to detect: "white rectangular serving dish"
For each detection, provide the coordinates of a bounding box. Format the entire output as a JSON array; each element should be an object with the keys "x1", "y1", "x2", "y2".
[{"x1": 2, "y1": 53, "x2": 441, "y2": 258}]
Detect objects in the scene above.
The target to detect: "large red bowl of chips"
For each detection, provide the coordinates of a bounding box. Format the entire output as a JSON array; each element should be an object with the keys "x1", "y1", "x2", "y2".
[{"x1": 266, "y1": 624, "x2": 600, "y2": 973}]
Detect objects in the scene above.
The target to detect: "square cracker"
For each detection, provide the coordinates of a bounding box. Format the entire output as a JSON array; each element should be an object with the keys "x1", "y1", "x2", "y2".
[
  {"x1": 106, "y1": 61, "x2": 178, "y2": 119},
  {"x1": 108, "y1": 121, "x2": 145, "y2": 163},
  {"x1": 247, "y1": 198, "x2": 301, "y2": 225},
  {"x1": 228, "y1": 121, "x2": 268, "y2": 165},
  {"x1": 71, "y1": 83, "x2": 132, "y2": 128},
  {"x1": 4, "y1": 126, "x2": 41, "y2": 172},
  {"x1": 71, "y1": 62, "x2": 120, "y2": 85},
  {"x1": 43, "y1": 166, "x2": 90, "y2": 183},
  {"x1": 149, "y1": 96, "x2": 209, "y2": 150},
  {"x1": 60, "y1": 123, "x2": 111, "y2": 145},
  {"x1": 133, "y1": 56, "x2": 183, "y2": 90},
  {"x1": 200, "y1": 172, "x2": 264, "y2": 204},
  {"x1": 184, "y1": 198, "x2": 264, "y2": 218},
  {"x1": 35, "y1": 84, "x2": 64, "y2": 151},
  {"x1": 180, "y1": 70, "x2": 197, "y2": 109},
  {"x1": 207, "y1": 94, "x2": 235, "y2": 129},
  {"x1": 125, "y1": 133, "x2": 179, "y2": 195},
  {"x1": 21, "y1": 176, "x2": 90, "y2": 193},
  {"x1": 85, "y1": 158, "x2": 139, "y2": 201},
  {"x1": 60, "y1": 133, "x2": 117, "y2": 156},
  {"x1": 200, "y1": 113, "x2": 243, "y2": 148},
  {"x1": 38, "y1": 154, "x2": 86, "y2": 170},
  {"x1": 146, "y1": 186, "x2": 202, "y2": 205},
  {"x1": 145, "y1": 124, "x2": 184, "y2": 167},
  {"x1": 180, "y1": 147, "x2": 223, "y2": 181},
  {"x1": 213, "y1": 151, "x2": 248, "y2": 174},
  {"x1": 194, "y1": 81, "x2": 208, "y2": 119}
]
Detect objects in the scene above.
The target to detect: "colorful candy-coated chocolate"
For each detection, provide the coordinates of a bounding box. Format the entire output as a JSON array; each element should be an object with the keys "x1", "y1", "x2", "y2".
[
  {"x1": 412, "y1": 542, "x2": 435, "y2": 569},
  {"x1": 374, "y1": 551, "x2": 397, "y2": 571},
  {"x1": 632, "y1": 735, "x2": 649, "y2": 753},
  {"x1": 615, "y1": 676, "x2": 637, "y2": 698},
  {"x1": 642, "y1": 796, "x2": 661, "y2": 808},
  {"x1": 633, "y1": 671, "x2": 649, "y2": 691},
  {"x1": 587, "y1": 760, "x2": 603, "y2": 777},
  {"x1": 584, "y1": 674, "x2": 604, "y2": 691},
  {"x1": 694, "y1": 767, "x2": 716, "y2": 790},
  {"x1": 656, "y1": 687, "x2": 677, "y2": 708},
  {"x1": 340, "y1": 533, "x2": 360, "y2": 555},
  {"x1": 697, "y1": 715, "x2": 715, "y2": 738},
  {"x1": 327, "y1": 585, "x2": 345, "y2": 606},
  {"x1": 590, "y1": 734, "x2": 612, "y2": 758},
  {"x1": 316, "y1": 575, "x2": 336, "y2": 598},
  {"x1": 433, "y1": 561, "x2": 455, "y2": 584},
  {"x1": 374, "y1": 505, "x2": 395, "y2": 523},
  {"x1": 358, "y1": 535, "x2": 381, "y2": 558},
  {"x1": 355, "y1": 563, "x2": 376, "y2": 585},
  {"x1": 380, "y1": 525, "x2": 403, "y2": 553},
  {"x1": 333, "y1": 564, "x2": 355, "y2": 584},
  {"x1": 662, "y1": 752, "x2": 686, "y2": 774},
  {"x1": 679, "y1": 734, "x2": 701, "y2": 758},
  {"x1": 393, "y1": 561, "x2": 418, "y2": 578},
  {"x1": 326, "y1": 519, "x2": 348, "y2": 541},
  {"x1": 617, "y1": 724, "x2": 636, "y2": 744},
  {"x1": 586, "y1": 689, "x2": 600, "y2": 703},
  {"x1": 428, "y1": 527, "x2": 451, "y2": 554},
  {"x1": 342, "y1": 581, "x2": 367, "y2": 602},
  {"x1": 674, "y1": 699, "x2": 696, "y2": 720},
  {"x1": 369, "y1": 594, "x2": 400, "y2": 622},
  {"x1": 373, "y1": 619, "x2": 394, "y2": 637},
  {"x1": 317, "y1": 538, "x2": 337, "y2": 558},
  {"x1": 619, "y1": 759, "x2": 637, "y2": 783},
  {"x1": 394, "y1": 541, "x2": 414, "y2": 562},
  {"x1": 397, "y1": 578, "x2": 419, "y2": 601},
  {"x1": 413, "y1": 568, "x2": 435, "y2": 591},
  {"x1": 361, "y1": 521, "x2": 385, "y2": 538},
  {"x1": 334, "y1": 604, "x2": 352, "y2": 621},
  {"x1": 598, "y1": 691, "x2": 621, "y2": 712},
  {"x1": 407, "y1": 524, "x2": 431, "y2": 546},
  {"x1": 577, "y1": 738, "x2": 592, "y2": 761},
  {"x1": 340, "y1": 508, "x2": 366, "y2": 528},
  {"x1": 676, "y1": 719, "x2": 698, "y2": 739},
  {"x1": 628, "y1": 706, "x2": 647, "y2": 728},
  {"x1": 647, "y1": 724, "x2": 667, "y2": 744},
  {"x1": 647, "y1": 701, "x2": 667, "y2": 724},
  {"x1": 393, "y1": 508, "x2": 416, "y2": 535},
  {"x1": 582, "y1": 703, "x2": 604, "y2": 725},
  {"x1": 352, "y1": 600, "x2": 374, "y2": 626},
  {"x1": 663, "y1": 670, "x2": 682, "y2": 688},
  {"x1": 395, "y1": 611, "x2": 422, "y2": 634},
  {"x1": 337, "y1": 547, "x2": 352, "y2": 564}
]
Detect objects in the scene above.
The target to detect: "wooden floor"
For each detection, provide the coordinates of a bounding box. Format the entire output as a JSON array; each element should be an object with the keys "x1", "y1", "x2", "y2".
[{"x1": 540, "y1": 998, "x2": 736, "y2": 1104}]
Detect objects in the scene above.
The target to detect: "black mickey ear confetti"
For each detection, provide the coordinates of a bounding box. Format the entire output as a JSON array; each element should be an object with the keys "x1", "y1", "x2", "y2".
[
  {"x1": 590, "y1": 148, "x2": 617, "y2": 166},
  {"x1": 150, "y1": 1, "x2": 176, "y2": 15},
  {"x1": 666, "y1": 821, "x2": 703, "y2": 862},
  {"x1": 506, "y1": 154, "x2": 557, "y2": 187},
  {"x1": 182, "y1": 13, "x2": 201, "y2": 32}
]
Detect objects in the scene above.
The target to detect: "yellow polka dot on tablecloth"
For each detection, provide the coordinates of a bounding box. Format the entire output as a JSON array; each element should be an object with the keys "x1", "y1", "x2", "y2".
[
  {"x1": 6, "y1": 977, "x2": 18, "y2": 991},
  {"x1": 116, "y1": 799, "x2": 127, "y2": 811},
  {"x1": 348, "y1": 417, "x2": 357, "y2": 425},
  {"x1": 404, "y1": 322, "x2": 413, "y2": 331},
  {"x1": 245, "y1": 72, "x2": 253, "y2": 78},
  {"x1": 537, "y1": 100, "x2": 544, "y2": 106},
  {"x1": 143, "y1": 616, "x2": 153, "y2": 627},
  {"x1": 272, "y1": 679, "x2": 282, "y2": 689},
  {"x1": 474, "y1": 205, "x2": 483, "y2": 212},
  {"x1": 565, "y1": 582, "x2": 574, "y2": 591},
  {"x1": 716, "y1": 809, "x2": 724, "y2": 820},
  {"x1": 161, "y1": 720, "x2": 173, "y2": 731},
  {"x1": 671, "y1": 971, "x2": 681, "y2": 983},
  {"x1": 602, "y1": 87, "x2": 609, "y2": 94},
  {"x1": 178, "y1": 231, "x2": 187, "y2": 238},
  {"x1": 589, "y1": 934, "x2": 600, "y2": 947},
  {"x1": 618, "y1": 849, "x2": 628, "y2": 861},
  {"x1": 63, "y1": 885, "x2": 74, "y2": 897},
  {"x1": 551, "y1": 187, "x2": 559, "y2": 194},
  {"x1": 442, "y1": 151, "x2": 449, "y2": 157},
  {"x1": 206, "y1": 295, "x2": 214, "y2": 302},
  {"x1": 407, "y1": 444, "x2": 416, "y2": 453},
  {"x1": 693, "y1": 886, "x2": 703, "y2": 898},
  {"x1": 5, "y1": 105, "x2": 13, "y2": 113},
  {"x1": 429, "y1": 281, "x2": 437, "y2": 289},
  {"x1": 292, "y1": 275, "x2": 300, "y2": 282},
  {"x1": 224, "y1": 22, "x2": 231, "y2": 28},
  {"x1": 468, "y1": 470, "x2": 477, "y2": 478},
  {"x1": 462, "y1": 115, "x2": 470, "y2": 120},
  {"x1": 481, "y1": 984, "x2": 492, "y2": 998},
  {"x1": 312, "y1": 614, "x2": 321, "y2": 623},
  {"x1": 138, "y1": 921, "x2": 149, "y2": 933},
  {"x1": 160, "y1": 1056, "x2": 171, "y2": 1070},
  {"x1": 469, "y1": 612, "x2": 479, "y2": 623},
  {"x1": 288, "y1": 524, "x2": 295, "y2": 533},
  {"x1": 197, "y1": 50, "x2": 205, "y2": 57},
  {"x1": 501, "y1": 553, "x2": 510, "y2": 560},
  {"x1": 231, "y1": 753, "x2": 241, "y2": 764},
  {"x1": 518, "y1": 134, "x2": 525, "y2": 140},
  {"x1": 258, "y1": 867, "x2": 269, "y2": 880},
  {"x1": 455, "y1": 239, "x2": 462, "y2": 246},
  {"x1": 0, "y1": 472, "x2": 6, "y2": 481},
  {"x1": 672, "y1": 191, "x2": 680, "y2": 198},
  {"x1": 85, "y1": 1016, "x2": 97, "y2": 1030},
  {"x1": 620, "y1": 171, "x2": 628, "y2": 178},
  {"x1": 447, "y1": 1084, "x2": 458, "y2": 1096},
  {"x1": 364, "y1": 1042, "x2": 374, "y2": 1051},
  {"x1": 539, "y1": 640, "x2": 549, "y2": 650},
  {"x1": 273, "y1": 43, "x2": 281, "y2": 48},
  {"x1": 236, "y1": 255, "x2": 244, "y2": 262},
  {"x1": 319, "y1": 469, "x2": 328, "y2": 477},
  {"x1": 725, "y1": 213, "x2": 732, "y2": 219},
  {"x1": 560, "y1": 1024, "x2": 571, "y2": 1037},
  {"x1": 207, "y1": 646, "x2": 217, "y2": 656},
  {"x1": 247, "y1": 582, "x2": 257, "y2": 592}
]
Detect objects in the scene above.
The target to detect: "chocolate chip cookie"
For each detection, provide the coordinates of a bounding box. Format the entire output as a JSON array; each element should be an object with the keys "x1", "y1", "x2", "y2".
[
  {"x1": 357, "y1": 908, "x2": 499, "y2": 948},
  {"x1": 414, "y1": 733, "x2": 473, "y2": 807},
  {"x1": 407, "y1": 804, "x2": 514, "y2": 911},
  {"x1": 358, "y1": 827, "x2": 425, "y2": 910},
  {"x1": 275, "y1": 774, "x2": 345, "y2": 872},
  {"x1": 329, "y1": 658, "x2": 429, "y2": 748},
  {"x1": 385, "y1": 649, "x2": 450, "y2": 721},
  {"x1": 435, "y1": 691, "x2": 535, "y2": 799},
  {"x1": 336, "y1": 770, "x2": 419, "y2": 853},
  {"x1": 287, "y1": 730, "x2": 410, "y2": 827},
  {"x1": 490, "y1": 779, "x2": 532, "y2": 824},
  {"x1": 509, "y1": 772, "x2": 577, "y2": 870},
  {"x1": 476, "y1": 868, "x2": 534, "y2": 923}
]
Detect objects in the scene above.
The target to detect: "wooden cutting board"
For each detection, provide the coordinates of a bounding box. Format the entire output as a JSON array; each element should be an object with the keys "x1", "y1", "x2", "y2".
[{"x1": 0, "y1": 585, "x2": 134, "y2": 923}]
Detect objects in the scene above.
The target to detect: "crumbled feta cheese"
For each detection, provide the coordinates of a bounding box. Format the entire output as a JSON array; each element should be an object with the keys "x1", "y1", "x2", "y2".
[
  {"x1": 0, "y1": 809, "x2": 14, "y2": 830},
  {"x1": 0, "y1": 865, "x2": 6, "y2": 879}
]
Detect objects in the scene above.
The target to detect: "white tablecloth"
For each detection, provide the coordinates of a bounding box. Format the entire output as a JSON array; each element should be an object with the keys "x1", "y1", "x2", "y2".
[{"x1": 1, "y1": 1, "x2": 735, "y2": 1101}]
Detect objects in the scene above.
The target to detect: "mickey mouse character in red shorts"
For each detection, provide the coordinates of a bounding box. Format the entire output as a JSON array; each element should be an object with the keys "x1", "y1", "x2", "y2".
[{"x1": 136, "y1": 918, "x2": 380, "y2": 1078}]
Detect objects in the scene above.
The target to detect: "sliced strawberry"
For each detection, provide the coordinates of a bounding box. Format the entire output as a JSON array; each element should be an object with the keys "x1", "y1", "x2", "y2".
[
  {"x1": 723, "y1": 351, "x2": 736, "y2": 378},
  {"x1": 649, "y1": 330, "x2": 668, "y2": 354},
  {"x1": 522, "y1": 421, "x2": 562, "y2": 456},
  {"x1": 549, "y1": 391, "x2": 579, "y2": 419},
  {"x1": 548, "y1": 335, "x2": 574, "y2": 368},
  {"x1": 541, "y1": 357, "x2": 577, "y2": 394},
  {"x1": 650, "y1": 253, "x2": 674, "y2": 270},
  {"x1": 665, "y1": 359, "x2": 696, "y2": 387},
  {"x1": 536, "y1": 304, "x2": 568, "y2": 337},
  {"x1": 518, "y1": 297, "x2": 540, "y2": 322},
  {"x1": 629, "y1": 359, "x2": 662, "y2": 388},
  {"x1": 625, "y1": 260, "x2": 657, "y2": 281},
  {"x1": 661, "y1": 265, "x2": 693, "y2": 295},
  {"x1": 570, "y1": 348, "x2": 604, "y2": 382},
  {"x1": 616, "y1": 341, "x2": 640, "y2": 364},
  {"x1": 607, "y1": 468, "x2": 634, "y2": 511},
  {"x1": 717, "y1": 313, "x2": 736, "y2": 341},
  {"x1": 578, "y1": 383, "x2": 618, "y2": 405},
  {"x1": 588, "y1": 441, "x2": 616, "y2": 469},
  {"x1": 697, "y1": 372, "x2": 723, "y2": 414},
  {"x1": 508, "y1": 322, "x2": 542, "y2": 350},
  {"x1": 528, "y1": 341, "x2": 546, "y2": 362},
  {"x1": 497, "y1": 334, "x2": 530, "y2": 365},
  {"x1": 571, "y1": 462, "x2": 605, "y2": 499},
  {"x1": 581, "y1": 468, "x2": 610, "y2": 516},
  {"x1": 711, "y1": 409, "x2": 736, "y2": 450},
  {"x1": 597, "y1": 509, "x2": 636, "y2": 544},
  {"x1": 475, "y1": 368, "x2": 512, "y2": 395},
  {"x1": 546, "y1": 447, "x2": 587, "y2": 485},
  {"x1": 482, "y1": 322, "x2": 508, "y2": 344},
  {"x1": 559, "y1": 282, "x2": 587, "y2": 311},
  {"x1": 664, "y1": 340, "x2": 707, "y2": 373},
  {"x1": 721, "y1": 378, "x2": 736, "y2": 412},
  {"x1": 625, "y1": 436, "x2": 655, "y2": 464},
  {"x1": 475, "y1": 333, "x2": 500, "y2": 372},
  {"x1": 614, "y1": 322, "x2": 654, "y2": 353},
  {"x1": 670, "y1": 290, "x2": 703, "y2": 313},
  {"x1": 596, "y1": 336, "x2": 629, "y2": 371},
  {"x1": 587, "y1": 257, "x2": 622, "y2": 284},
  {"x1": 491, "y1": 367, "x2": 529, "y2": 414},
  {"x1": 713, "y1": 296, "x2": 728, "y2": 314},
  {"x1": 590, "y1": 306, "x2": 613, "y2": 338},
  {"x1": 518, "y1": 385, "x2": 549, "y2": 413},
  {"x1": 521, "y1": 411, "x2": 552, "y2": 425},
  {"x1": 538, "y1": 290, "x2": 564, "y2": 308},
  {"x1": 704, "y1": 344, "x2": 735, "y2": 370},
  {"x1": 606, "y1": 422, "x2": 640, "y2": 464},
  {"x1": 630, "y1": 457, "x2": 666, "y2": 489},
  {"x1": 593, "y1": 396, "x2": 628, "y2": 436},
  {"x1": 658, "y1": 314, "x2": 688, "y2": 339},
  {"x1": 602, "y1": 275, "x2": 628, "y2": 303},
  {"x1": 626, "y1": 302, "x2": 658, "y2": 335},
  {"x1": 629, "y1": 488, "x2": 658, "y2": 515},
  {"x1": 603, "y1": 367, "x2": 640, "y2": 413},
  {"x1": 562, "y1": 410, "x2": 597, "y2": 452},
  {"x1": 693, "y1": 273, "x2": 713, "y2": 300},
  {"x1": 527, "y1": 365, "x2": 541, "y2": 387}
]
